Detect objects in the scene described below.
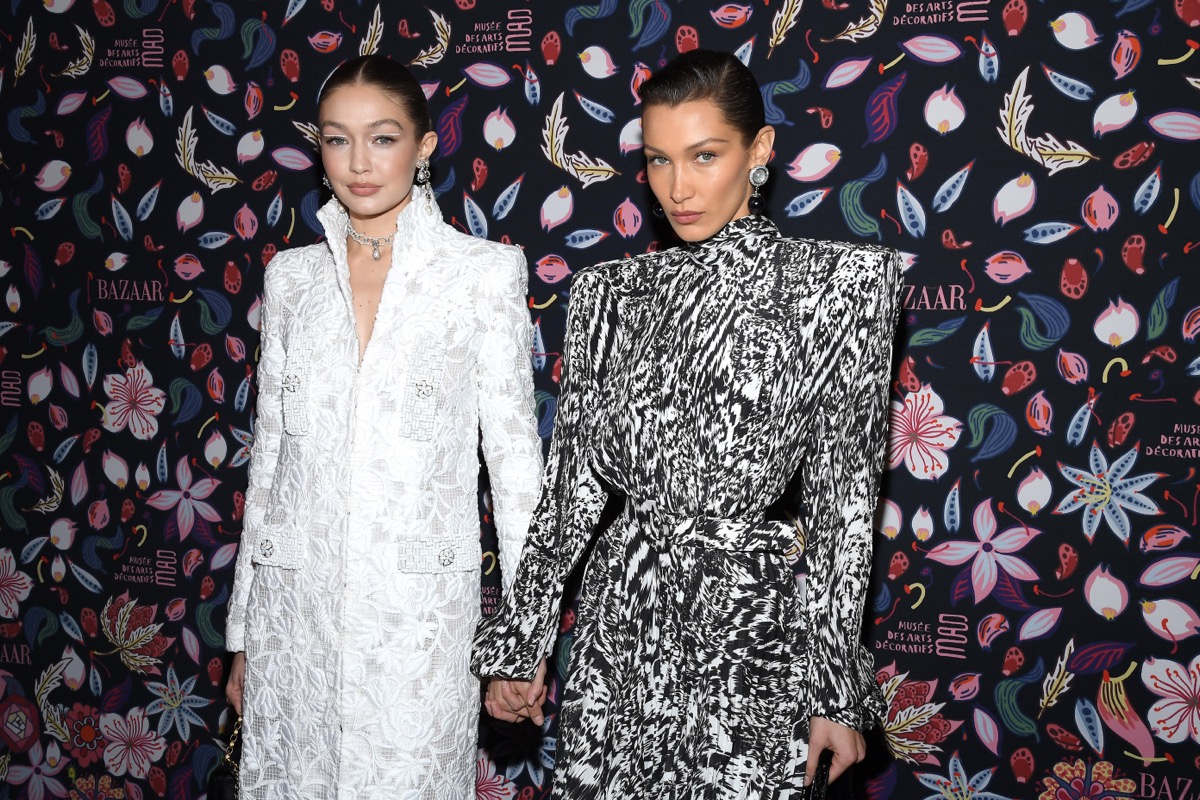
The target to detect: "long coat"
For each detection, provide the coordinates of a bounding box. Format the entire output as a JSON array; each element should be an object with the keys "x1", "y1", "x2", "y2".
[
  {"x1": 226, "y1": 189, "x2": 542, "y2": 799},
  {"x1": 473, "y1": 214, "x2": 902, "y2": 800}
]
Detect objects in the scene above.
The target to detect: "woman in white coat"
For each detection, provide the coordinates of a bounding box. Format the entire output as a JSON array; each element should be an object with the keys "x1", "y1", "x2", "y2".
[{"x1": 223, "y1": 55, "x2": 543, "y2": 799}]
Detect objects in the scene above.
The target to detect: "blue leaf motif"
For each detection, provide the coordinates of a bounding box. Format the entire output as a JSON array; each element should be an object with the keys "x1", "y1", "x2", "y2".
[
  {"x1": 574, "y1": 92, "x2": 615, "y2": 123},
  {"x1": 493, "y1": 175, "x2": 524, "y2": 220},
  {"x1": 137, "y1": 181, "x2": 161, "y2": 221},
  {"x1": 111, "y1": 195, "x2": 134, "y2": 241},
  {"x1": 564, "y1": 229, "x2": 610, "y2": 248},
  {"x1": 463, "y1": 191, "x2": 488, "y2": 239},
  {"x1": 932, "y1": 161, "x2": 974, "y2": 213}
]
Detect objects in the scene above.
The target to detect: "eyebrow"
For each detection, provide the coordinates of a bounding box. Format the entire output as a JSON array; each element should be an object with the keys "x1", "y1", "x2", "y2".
[
  {"x1": 319, "y1": 119, "x2": 407, "y2": 131},
  {"x1": 643, "y1": 136, "x2": 732, "y2": 153}
]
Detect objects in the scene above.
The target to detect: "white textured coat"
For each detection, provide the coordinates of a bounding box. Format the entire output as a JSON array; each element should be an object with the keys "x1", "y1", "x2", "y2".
[{"x1": 226, "y1": 189, "x2": 542, "y2": 799}]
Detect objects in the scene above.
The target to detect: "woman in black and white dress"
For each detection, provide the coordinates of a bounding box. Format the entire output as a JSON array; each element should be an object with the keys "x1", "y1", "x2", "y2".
[{"x1": 473, "y1": 50, "x2": 903, "y2": 799}]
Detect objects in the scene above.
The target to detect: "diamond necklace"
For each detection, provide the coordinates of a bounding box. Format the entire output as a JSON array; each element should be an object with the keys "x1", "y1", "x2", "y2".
[{"x1": 345, "y1": 222, "x2": 395, "y2": 261}]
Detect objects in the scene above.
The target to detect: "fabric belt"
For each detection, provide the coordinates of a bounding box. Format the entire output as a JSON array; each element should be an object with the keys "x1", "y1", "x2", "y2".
[{"x1": 629, "y1": 500, "x2": 805, "y2": 558}]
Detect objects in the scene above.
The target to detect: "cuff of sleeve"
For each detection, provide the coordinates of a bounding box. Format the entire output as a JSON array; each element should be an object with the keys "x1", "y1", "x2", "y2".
[
  {"x1": 471, "y1": 552, "x2": 560, "y2": 681},
  {"x1": 225, "y1": 618, "x2": 245, "y2": 653},
  {"x1": 808, "y1": 648, "x2": 887, "y2": 732},
  {"x1": 819, "y1": 701, "x2": 873, "y2": 733}
]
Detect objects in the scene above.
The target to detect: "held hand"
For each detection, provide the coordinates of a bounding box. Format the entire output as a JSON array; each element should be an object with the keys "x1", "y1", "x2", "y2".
[
  {"x1": 484, "y1": 658, "x2": 548, "y2": 726},
  {"x1": 807, "y1": 716, "x2": 865, "y2": 786},
  {"x1": 226, "y1": 652, "x2": 246, "y2": 715}
]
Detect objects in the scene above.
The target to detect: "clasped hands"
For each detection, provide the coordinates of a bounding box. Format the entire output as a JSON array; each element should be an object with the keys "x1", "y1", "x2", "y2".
[{"x1": 484, "y1": 658, "x2": 548, "y2": 726}]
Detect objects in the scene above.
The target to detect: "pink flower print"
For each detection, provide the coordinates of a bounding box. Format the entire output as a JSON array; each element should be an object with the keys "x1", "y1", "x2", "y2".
[
  {"x1": 1142, "y1": 655, "x2": 1200, "y2": 745},
  {"x1": 101, "y1": 362, "x2": 166, "y2": 440},
  {"x1": 1037, "y1": 758, "x2": 1136, "y2": 800},
  {"x1": 99, "y1": 708, "x2": 167, "y2": 779},
  {"x1": 145, "y1": 457, "x2": 221, "y2": 541},
  {"x1": 887, "y1": 384, "x2": 963, "y2": 480},
  {"x1": 0, "y1": 546, "x2": 35, "y2": 618},
  {"x1": 925, "y1": 499, "x2": 1040, "y2": 603},
  {"x1": 476, "y1": 749, "x2": 518, "y2": 799},
  {"x1": 5, "y1": 739, "x2": 69, "y2": 800}
]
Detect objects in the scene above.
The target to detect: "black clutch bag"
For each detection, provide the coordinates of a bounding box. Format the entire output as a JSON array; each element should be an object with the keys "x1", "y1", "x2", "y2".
[
  {"x1": 207, "y1": 716, "x2": 242, "y2": 800},
  {"x1": 804, "y1": 748, "x2": 853, "y2": 800}
]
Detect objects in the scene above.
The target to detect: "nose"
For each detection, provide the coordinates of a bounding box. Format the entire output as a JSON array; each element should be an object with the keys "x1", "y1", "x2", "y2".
[
  {"x1": 349, "y1": 141, "x2": 370, "y2": 175},
  {"x1": 668, "y1": 166, "x2": 693, "y2": 206}
]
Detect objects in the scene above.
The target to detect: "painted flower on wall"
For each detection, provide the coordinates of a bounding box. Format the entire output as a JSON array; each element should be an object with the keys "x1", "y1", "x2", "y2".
[
  {"x1": 0, "y1": 547, "x2": 35, "y2": 618},
  {"x1": 913, "y1": 751, "x2": 1012, "y2": 800},
  {"x1": 145, "y1": 457, "x2": 222, "y2": 541},
  {"x1": 926, "y1": 499, "x2": 1041, "y2": 603},
  {"x1": 99, "y1": 592, "x2": 172, "y2": 675},
  {"x1": 877, "y1": 663, "x2": 962, "y2": 765},
  {"x1": 1036, "y1": 758, "x2": 1136, "y2": 800},
  {"x1": 888, "y1": 384, "x2": 964, "y2": 481},
  {"x1": 65, "y1": 703, "x2": 107, "y2": 768},
  {"x1": 69, "y1": 774, "x2": 126, "y2": 800},
  {"x1": 99, "y1": 708, "x2": 167, "y2": 779},
  {"x1": 1142, "y1": 655, "x2": 1200, "y2": 745},
  {"x1": 100, "y1": 362, "x2": 167, "y2": 440},
  {"x1": 476, "y1": 749, "x2": 518, "y2": 800},
  {"x1": 144, "y1": 667, "x2": 211, "y2": 739},
  {"x1": 4, "y1": 739, "x2": 69, "y2": 800},
  {"x1": 1052, "y1": 442, "x2": 1163, "y2": 543}
]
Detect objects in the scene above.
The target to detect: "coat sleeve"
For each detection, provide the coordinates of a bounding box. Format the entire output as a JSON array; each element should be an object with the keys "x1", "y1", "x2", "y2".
[
  {"x1": 799, "y1": 247, "x2": 903, "y2": 731},
  {"x1": 225, "y1": 257, "x2": 288, "y2": 652},
  {"x1": 475, "y1": 246, "x2": 543, "y2": 593},
  {"x1": 471, "y1": 268, "x2": 615, "y2": 681}
]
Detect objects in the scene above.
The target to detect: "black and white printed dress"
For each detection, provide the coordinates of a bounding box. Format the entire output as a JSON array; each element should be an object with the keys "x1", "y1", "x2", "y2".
[{"x1": 473, "y1": 213, "x2": 903, "y2": 799}]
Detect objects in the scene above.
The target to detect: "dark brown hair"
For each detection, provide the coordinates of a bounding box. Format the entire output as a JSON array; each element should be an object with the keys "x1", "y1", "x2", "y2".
[
  {"x1": 317, "y1": 55, "x2": 432, "y2": 138},
  {"x1": 637, "y1": 49, "x2": 766, "y2": 145}
]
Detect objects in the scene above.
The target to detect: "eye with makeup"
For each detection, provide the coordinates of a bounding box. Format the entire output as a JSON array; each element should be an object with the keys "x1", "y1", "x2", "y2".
[{"x1": 320, "y1": 133, "x2": 402, "y2": 147}]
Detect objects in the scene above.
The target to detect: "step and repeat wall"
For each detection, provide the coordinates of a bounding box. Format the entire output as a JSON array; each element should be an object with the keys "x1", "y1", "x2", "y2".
[{"x1": 1, "y1": 0, "x2": 1198, "y2": 797}]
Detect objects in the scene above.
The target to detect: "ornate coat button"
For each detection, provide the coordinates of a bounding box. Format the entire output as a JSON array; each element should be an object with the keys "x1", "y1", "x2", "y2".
[
  {"x1": 260, "y1": 539, "x2": 274, "y2": 558},
  {"x1": 438, "y1": 547, "x2": 454, "y2": 566}
]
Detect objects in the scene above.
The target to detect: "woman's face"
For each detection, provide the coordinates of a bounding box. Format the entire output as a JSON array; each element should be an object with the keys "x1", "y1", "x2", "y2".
[
  {"x1": 318, "y1": 83, "x2": 437, "y2": 234},
  {"x1": 642, "y1": 99, "x2": 774, "y2": 242}
]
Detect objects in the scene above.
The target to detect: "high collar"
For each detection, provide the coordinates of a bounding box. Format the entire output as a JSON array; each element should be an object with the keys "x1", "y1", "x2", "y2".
[
  {"x1": 680, "y1": 212, "x2": 781, "y2": 275},
  {"x1": 315, "y1": 184, "x2": 443, "y2": 267}
]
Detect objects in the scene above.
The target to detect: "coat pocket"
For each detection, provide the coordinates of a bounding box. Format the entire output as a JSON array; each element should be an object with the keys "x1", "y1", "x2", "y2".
[
  {"x1": 396, "y1": 537, "x2": 480, "y2": 574},
  {"x1": 396, "y1": 349, "x2": 445, "y2": 442},
  {"x1": 280, "y1": 331, "x2": 311, "y2": 436}
]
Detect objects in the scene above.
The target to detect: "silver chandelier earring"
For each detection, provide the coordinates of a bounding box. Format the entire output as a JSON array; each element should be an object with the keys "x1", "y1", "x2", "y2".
[
  {"x1": 322, "y1": 175, "x2": 332, "y2": 189},
  {"x1": 748, "y1": 165, "x2": 769, "y2": 214},
  {"x1": 416, "y1": 158, "x2": 437, "y2": 217}
]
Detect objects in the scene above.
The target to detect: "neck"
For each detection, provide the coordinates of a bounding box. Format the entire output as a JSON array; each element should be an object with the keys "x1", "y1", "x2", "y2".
[{"x1": 346, "y1": 194, "x2": 412, "y2": 238}]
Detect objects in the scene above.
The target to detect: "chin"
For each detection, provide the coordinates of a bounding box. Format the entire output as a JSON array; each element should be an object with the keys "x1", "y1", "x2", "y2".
[
  {"x1": 339, "y1": 191, "x2": 412, "y2": 219},
  {"x1": 669, "y1": 220, "x2": 724, "y2": 243}
]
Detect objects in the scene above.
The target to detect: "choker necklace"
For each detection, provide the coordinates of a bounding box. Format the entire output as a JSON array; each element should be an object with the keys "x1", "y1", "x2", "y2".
[{"x1": 345, "y1": 222, "x2": 395, "y2": 260}]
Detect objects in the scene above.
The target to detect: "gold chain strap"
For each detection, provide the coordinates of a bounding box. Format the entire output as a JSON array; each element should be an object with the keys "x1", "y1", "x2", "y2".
[{"x1": 223, "y1": 716, "x2": 242, "y2": 775}]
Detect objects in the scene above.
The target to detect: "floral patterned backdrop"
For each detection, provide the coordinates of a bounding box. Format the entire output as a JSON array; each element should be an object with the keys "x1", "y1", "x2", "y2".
[{"x1": 1, "y1": 0, "x2": 1198, "y2": 798}]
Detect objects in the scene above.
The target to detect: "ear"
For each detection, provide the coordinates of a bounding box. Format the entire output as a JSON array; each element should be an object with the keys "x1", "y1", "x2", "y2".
[
  {"x1": 750, "y1": 125, "x2": 775, "y2": 166},
  {"x1": 418, "y1": 130, "x2": 439, "y2": 160}
]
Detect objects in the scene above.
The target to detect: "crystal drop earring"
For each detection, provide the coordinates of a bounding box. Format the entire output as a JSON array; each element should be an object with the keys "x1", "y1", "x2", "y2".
[{"x1": 748, "y1": 165, "x2": 769, "y2": 214}]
